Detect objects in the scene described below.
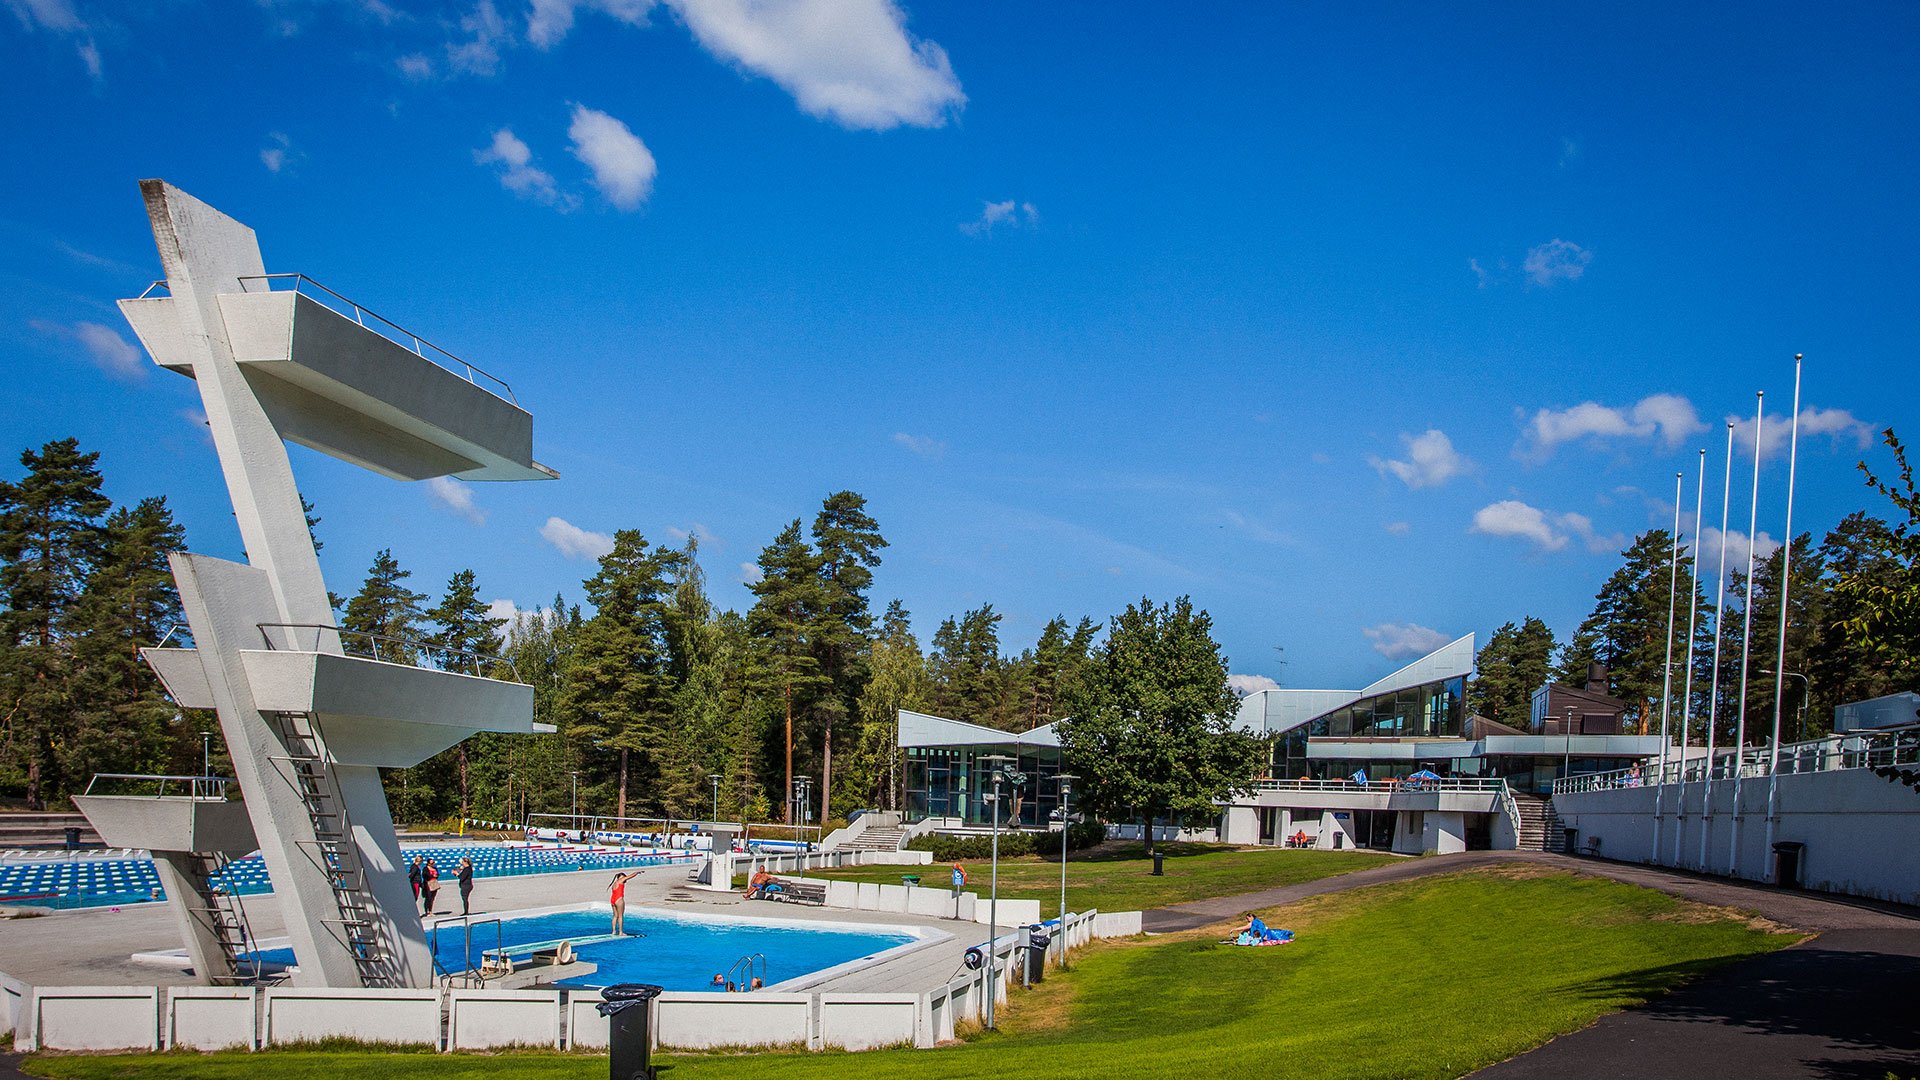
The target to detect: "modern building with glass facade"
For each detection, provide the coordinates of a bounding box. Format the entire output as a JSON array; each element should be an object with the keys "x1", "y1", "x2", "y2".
[
  {"x1": 898, "y1": 710, "x2": 1066, "y2": 830},
  {"x1": 1221, "y1": 634, "x2": 1663, "y2": 852}
]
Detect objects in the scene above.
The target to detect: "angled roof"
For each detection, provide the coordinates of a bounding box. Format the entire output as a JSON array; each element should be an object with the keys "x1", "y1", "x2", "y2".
[
  {"x1": 1238, "y1": 632, "x2": 1475, "y2": 737},
  {"x1": 896, "y1": 709, "x2": 1062, "y2": 749}
]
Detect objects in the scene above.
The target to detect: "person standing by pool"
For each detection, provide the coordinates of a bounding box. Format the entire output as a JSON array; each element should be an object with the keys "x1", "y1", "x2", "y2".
[
  {"x1": 421, "y1": 858, "x2": 440, "y2": 915},
  {"x1": 408, "y1": 856, "x2": 423, "y2": 900},
  {"x1": 456, "y1": 857, "x2": 474, "y2": 916},
  {"x1": 609, "y1": 871, "x2": 632, "y2": 935}
]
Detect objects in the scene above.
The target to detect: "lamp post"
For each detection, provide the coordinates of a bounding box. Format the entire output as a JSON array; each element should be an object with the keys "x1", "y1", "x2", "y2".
[
  {"x1": 709, "y1": 773, "x2": 722, "y2": 824},
  {"x1": 201, "y1": 730, "x2": 212, "y2": 778},
  {"x1": 792, "y1": 776, "x2": 812, "y2": 879},
  {"x1": 979, "y1": 754, "x2": 1023, "y2": 1030},
  {"x1": 569, "y1": 770, "x2": 580, "y2": 833},
  {"x1": 1763, "y1": 671, "x2": 1810, "y2": 745},
  {"x1": 1563, "y1": 707, "x2": 1575, "y2": 782},
  {"x1": 1055, "y1": 773, "x2": 1077, "y2": 970}
]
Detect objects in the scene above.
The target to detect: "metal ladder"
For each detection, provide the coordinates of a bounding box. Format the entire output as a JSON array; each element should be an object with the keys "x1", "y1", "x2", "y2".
[
  {"x1": 269, "y1": 710, "x2": 396, "y2": 987},
  {"x1": 184, "y1": 851, "x2": 261, "y2": 984}
]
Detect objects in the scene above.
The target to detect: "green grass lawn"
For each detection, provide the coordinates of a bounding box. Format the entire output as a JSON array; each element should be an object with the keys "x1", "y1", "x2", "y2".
[
  {"x1": 813, "y1": 841, "x2": 1399, "y2": 914},
  {"x1": 24, "y1": 867, "x2": 1796, "y2": 1080}
]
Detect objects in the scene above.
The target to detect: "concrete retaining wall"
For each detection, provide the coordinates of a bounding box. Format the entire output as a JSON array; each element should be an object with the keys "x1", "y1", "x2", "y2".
[
  {"x1": 26, "y1": 986, "x2": 159, "y2": 1052},
  {"x1": 1554, "y1": 767, "x2": 1920, "y2": 906},
  {"x1": 448, "y1": 988, "x2": 561, "y2": 1050},
  {"x1": 265, "y1": 987, "x2": 441, "y2": 1047},
  {"x1": 168, "y1": 987, "x2": 257, "y2": 1050}
]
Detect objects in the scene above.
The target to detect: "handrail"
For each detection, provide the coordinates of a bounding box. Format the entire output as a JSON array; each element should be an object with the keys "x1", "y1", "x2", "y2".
[
  {"x1": 1252, "y1": 777, "x2": 1510, "y2": 794},
  {"x1": 256, "y1": 622, "x2": 518, "y2": 681},
  {"x1": 84, "y1": 773, "x2": 232, "y2": 800},
  {"x1": 723, "y1": 951, "x2": 766, "y2": 991},
  {"x1": 1553, "y1": 725, "x2": 1920, "y2": 794},
  {"x1": 233, "y1": 273, "x2": 518, "y2": 405}
]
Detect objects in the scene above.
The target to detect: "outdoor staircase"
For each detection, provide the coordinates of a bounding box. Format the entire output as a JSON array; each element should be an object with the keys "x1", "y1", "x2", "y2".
[
  {"x1": 1510, "y1": 793, "x2": 1566, "y2": 853},
  {"x1": 184, "y1": 851, "x2": 261, "y2": 984},
  {"x1": 843, "y1": 824, "x2": 908, "y2": 852},
  {"x1": 271, "y1": 710, "x2": 397, "y2": 987}
]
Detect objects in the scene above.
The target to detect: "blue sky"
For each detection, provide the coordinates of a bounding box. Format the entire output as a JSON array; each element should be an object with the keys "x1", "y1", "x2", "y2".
[{"x1": 4, "y1": 1, "x2": 1916, "y2": 692}]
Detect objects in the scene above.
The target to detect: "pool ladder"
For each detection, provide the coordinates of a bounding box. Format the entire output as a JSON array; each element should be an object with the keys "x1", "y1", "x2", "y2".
[
  {"x1": 430, "y1": 915, "x2": 503, "y2": 988},
  {"x1": 724, "y1": 952, "x2": 766, "y2": 991},
  {"x1": 184, "y1": 850, "x2": 261, "y2": 984}
]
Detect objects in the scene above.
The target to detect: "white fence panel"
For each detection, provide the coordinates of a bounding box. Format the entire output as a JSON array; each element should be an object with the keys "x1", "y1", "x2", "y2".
[
  {"x1": 30, "y1": 986, "x2": 159, "y2": 1052},
  {"x1": 449, "y1": 989, "x2": 561, "y2": 1050},
  {"x1": 1094, "y1": 910, "x2": 1142, "y2": 937},
  {"x1": 566, "y1": 993, "x2": 608, "y2": 1049},
  {"x1": 655, "y1": 991, "x2": 811, "y2": 1050},
  {"x1": 818, "y1": 993, "x2": 918, "y2": 1050},
  {"x1": 167, "y1": 987, "x2": 256, "y2": 1050},
  {"x1": 265, "y1": 987, "x2": 440, "y2": 1047}
]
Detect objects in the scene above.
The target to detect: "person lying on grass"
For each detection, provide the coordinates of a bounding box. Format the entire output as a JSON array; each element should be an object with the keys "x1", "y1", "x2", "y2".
[{"x1": 1228, "y1": 914, "x2": 1293, "y2": 946}]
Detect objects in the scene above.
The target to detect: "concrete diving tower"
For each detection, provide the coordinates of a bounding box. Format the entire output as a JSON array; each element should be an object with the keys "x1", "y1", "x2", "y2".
[{"x1": 81, "y1": 180, "x2": 557, "y2": 989}]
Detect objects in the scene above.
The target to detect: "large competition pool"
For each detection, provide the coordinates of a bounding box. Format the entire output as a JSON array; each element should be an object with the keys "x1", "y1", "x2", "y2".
[
  {"x1": 248, "y1": 906, "x2": 925, "y2": 991},
  {"x1": 0, "y1": 844, "x2": 697, "y2": 910}
]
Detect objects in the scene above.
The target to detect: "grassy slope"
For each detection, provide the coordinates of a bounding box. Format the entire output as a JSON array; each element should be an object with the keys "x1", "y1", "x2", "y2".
[
  {"x1": 811, "y1": 842, "x2": 1400, "y2": 914},
  {"x1": 25, "y1": 868, "x2": 1797, "y2": 1080}
]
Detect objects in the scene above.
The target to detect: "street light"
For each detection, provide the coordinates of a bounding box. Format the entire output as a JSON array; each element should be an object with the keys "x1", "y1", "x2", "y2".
[
  {"x1": 569, "y1": 770, "x2": 580, "y2": 837},
  {"x1": 979, "y1": 754, "x2": 1024, "y2": 1030},
  {"x1": 1054, "y1": 773, "x2": 1078, "y2": 970},
  {"x1": 791, "y1": 776, "x2": 813, "y2": 879},
  {"x1": 201, "y1": 730, "x2": 212, "y2": 778},
  {"x1": 708, "y1": 773, "x2": 723, "y2": 824},
  {"x1": 1563, "y1": 707, "x2": 1575, "y2": 782},
  {"x1": 1763, "y1": 670, "x2": 1811, "y2": 744}
]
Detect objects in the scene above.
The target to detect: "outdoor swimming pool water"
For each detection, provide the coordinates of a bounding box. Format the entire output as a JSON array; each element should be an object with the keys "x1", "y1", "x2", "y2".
[
  {"x1": 0, "y1": 844, "x2": 694, "y2": 910},
  {"x1": 246, "y1": 907, "x2": 921, "y2": 991}
]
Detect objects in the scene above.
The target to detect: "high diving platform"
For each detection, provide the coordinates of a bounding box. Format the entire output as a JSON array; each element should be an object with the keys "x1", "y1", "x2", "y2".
[{"x1": 75, "y1": 180, "x2": 556, "y2": 990}]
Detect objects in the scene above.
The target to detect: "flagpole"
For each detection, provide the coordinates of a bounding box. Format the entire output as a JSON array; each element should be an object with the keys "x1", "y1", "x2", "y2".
[
  {"x1": 1699, "y1": 421, "x2": 1734, "y2": 872},
  {"x1": 1653, "y1": 470, "x2": 1682, "y2": 857},
  {"x1": 1729, "y1": 392, "x2": 1764, "y2": 879},
  {"x1": 1765, "y1": 356, "x2": 1804, "y2": 861},
  {"x1": 1673, "y1": 448, "x2": 1707, "y2": 867}
]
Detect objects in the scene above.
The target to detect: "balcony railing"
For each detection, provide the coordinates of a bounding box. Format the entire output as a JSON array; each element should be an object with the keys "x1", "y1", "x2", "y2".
[
  {"x1": 1552, "y1": 726, "x2": 1920, "y2": 795},
  {"x1": 1252, "y1": 777, "x2": 1510, "y2": 795},
  {"x1": 83, "y1": 773, "x2": 233, "y2": 801},
  {"x1": 256, "y1": 623, "x2": 517, "y2": 681}
]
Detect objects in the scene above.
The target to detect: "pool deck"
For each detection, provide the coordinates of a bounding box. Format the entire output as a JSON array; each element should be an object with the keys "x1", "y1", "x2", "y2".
[{"x1": 0, "y1": 859, "x2": 999, "y2": 994}]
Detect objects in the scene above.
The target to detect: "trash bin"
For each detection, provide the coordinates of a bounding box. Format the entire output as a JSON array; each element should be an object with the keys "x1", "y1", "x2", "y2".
[
  {"x1": 1151, "y1": 852, "x2": 1165, "y2": 876},
  {"x1": 597, "y1": 983, "x2": 663, "y2": 1080},
  {"x1": 1771, "y1": 841, "x2": 1805, "y2": 889},
  {"x1": 901, "y1": 874, "x2": 920, "y2": 886},
  {"x1": 63, "y1": 826, "x2": 79, "y2": 849},
  {"x1": 1024, "y1": 928, "x2": 1050, "y2": 984}
]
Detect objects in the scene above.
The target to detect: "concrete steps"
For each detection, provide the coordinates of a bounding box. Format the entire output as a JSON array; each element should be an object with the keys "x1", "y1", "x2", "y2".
[
  {"x1": 1512, "y1": 795, "x2": 1565, "y2": 853},
  {"x1": 0, "y1": 813, "x2": 102, "y2": 849},
  {"x1": 843, "y1": 826, "x2": 908, "y2": 852}
]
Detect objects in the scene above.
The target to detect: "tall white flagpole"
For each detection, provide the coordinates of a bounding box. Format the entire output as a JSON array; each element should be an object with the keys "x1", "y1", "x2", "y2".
[
  {"x1": 1765, "y1": 355, "x2": 1805, "y2": 861},
  {"x1": 1699, "y1": 421, "x2": 1735, "y2": 871},
  {"x1": 1673, "y1": 448, "x2": 1707, "y2": 866},
  {"x1": 1729, "y1": 391, "x2": 1764, "y2": 878},
  {"x1": 1653, "y1": 470, "x2": 1683, "y2": 856}
]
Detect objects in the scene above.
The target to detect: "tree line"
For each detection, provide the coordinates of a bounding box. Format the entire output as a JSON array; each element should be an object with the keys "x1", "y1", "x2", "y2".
[{"x1": 1470, "y1": 429, "x2": 1920, "y2": 746}]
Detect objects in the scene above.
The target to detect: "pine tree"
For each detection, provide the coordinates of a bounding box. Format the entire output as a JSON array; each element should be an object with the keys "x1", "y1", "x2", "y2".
[
  {"x1": 341, "y1": 549, "x2": 429, "y2": 663},
  {"x1": 1833, "y1": 429, "x2": 1920, "y2": 693},
  {"x1": 851, "y1": 600, "x2": 932, "y2": 810},
  {"x1": 0, "y1": 439, "x2": 112, "y2": 808},
  {"x1": 558, "y1": 531, "x2": 684, "y2": 820},
  {"x1": 809, "y1": 491, "x2": 886, "y2": 819},
  {"x1": 1812, "y1": 512, "x2": 1903, "y2": 722},
  {"x1": 929, "y1": 604, "x2": 1011, "y2": 727},
  {"x1": 747, "y1": 521, "x2": 828, "y2": 821},
  {"x1": 1057, "y1": 597, "x2": 1263, "y2": 855},
  {"x1": 1554, "y1": 530, "x2": 1705, "y2": 733},
  {"x1": 421, "y1": 568, "x2": 508, "y2": 820},
  {"x1": 1469, "y1": 617, "x2": 1556, "y2": 727}
]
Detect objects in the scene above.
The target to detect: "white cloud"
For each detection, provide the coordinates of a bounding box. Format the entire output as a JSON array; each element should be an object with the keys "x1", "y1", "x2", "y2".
[
  {"x1": 1363, "y1": 622, "x2": 1450, "y2": 660},
  {"x1": 1693, "y1": 526, "x2": 1782, "y2": 565},
  {"x1": 1521, "y1": 393, "x2": 1706, "y2": 459},
  {"x1": 1384, "y1": 521, "x2": 1411, "y2": 535},
  {"x1": 6, "y1": 0, "x2": 101, "y2": 78},
  {"x1": 1228, "y1": 674, "x2": 1280, "y2": 698},
  {"x1": 664, "y1": 522, "x2": 718, "y2": 547},
  {"x1": 1471, "y1": 500, "x2": 1565, "y2": 551},
  {"x1": 540, "y1": 516, "x2": 615, "y2": 560},
  {"x1": 1470, "y1": 499, "x2": 1623, "y2": 554},
  {"x1": 892, "y1": 432, "x2": 945, "y2": 459},
  {"x1": 396, "y1": 52, "x2": 434, "y2": 79},
  {"x1": 475, "y1": 128, "x2": 574, "y2": 208},
  {"x1": 1557, "y1": 136, "x2": 1581, "y2": 168},
  {"x1": 567, "y1": 104, "x2": 656, "y2": 210},
  {"x1": 426, "y1": 476, "x2": 485, "y2": 524},
  {"x1": 260, "y1": 132, "x2": 298, "y2": 173},
  {"x1": 1368, "y1": 429, "x2": 1471, "y2": 489},
  {"x1": 447, "y1": 0, "x2": 510, "y2": 76},
  {"x1": 31, "y1": 319, "x2": 144, "y2": 380},
  {"x1": 1222, "y1": 510, "x2": 1292, "y2": 546},
  {"x1": 1469, "y1": 257, "x2": 1492, "y2": 288},
  {"x1": 960, "y1": 199, "x2": 1038, "y2": 237},
  {"x1": 663, "y1": 0, "x2": 964, "y2": 130},
  {"x1": 527, "y1": 0, "x2": 654, "y2": 47},
  {"x1": 1523, "y1": 238, "x2": 1592, "y2": 286},
  {"x1": 1732, "y1": 405, "x2": 1873, "y2": 460},
  {"x1": 739, "y1": 561, "x2": 764, "y2": 584}
]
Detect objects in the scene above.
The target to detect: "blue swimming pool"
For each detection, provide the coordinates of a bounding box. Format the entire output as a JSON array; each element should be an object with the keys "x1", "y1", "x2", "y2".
[{"x1": 0, "y1": 845, "x2": 694, "y2": 910}]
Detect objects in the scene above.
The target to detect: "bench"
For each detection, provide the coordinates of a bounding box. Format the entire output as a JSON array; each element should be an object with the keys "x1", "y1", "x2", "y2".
[{"x1": 761, "y1": 877, "x2": 827, "y2": 906}]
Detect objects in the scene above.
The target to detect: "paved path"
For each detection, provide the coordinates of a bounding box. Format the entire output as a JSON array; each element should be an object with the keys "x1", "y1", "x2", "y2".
[{"x1": 1143, "y1": 851, "x2": 1920, "y2": 1079}]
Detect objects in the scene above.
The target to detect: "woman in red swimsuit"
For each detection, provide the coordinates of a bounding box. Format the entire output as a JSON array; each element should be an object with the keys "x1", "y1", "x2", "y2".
[{"x1": 609, "y1": 872, "x2": 632, "y2": 935}]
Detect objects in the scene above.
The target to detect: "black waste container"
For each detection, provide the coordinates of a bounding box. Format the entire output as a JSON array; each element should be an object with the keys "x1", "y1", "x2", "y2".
[
  {"x1": 64, "y1": 826, "x2": 80, "y2": 849},
  {"x1": 598, "y1": 983, "x2": 664, "y2": 1080},
  {"x1": 1151, "y1": 852, "x2": 1165, "y2": 876},
  {"x1": 1772, "y1": 841, "x2": 1805, "y2": 889},
  {"x1": 1024, "y1": 928, "x2": 1050, "y2": 984}
]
